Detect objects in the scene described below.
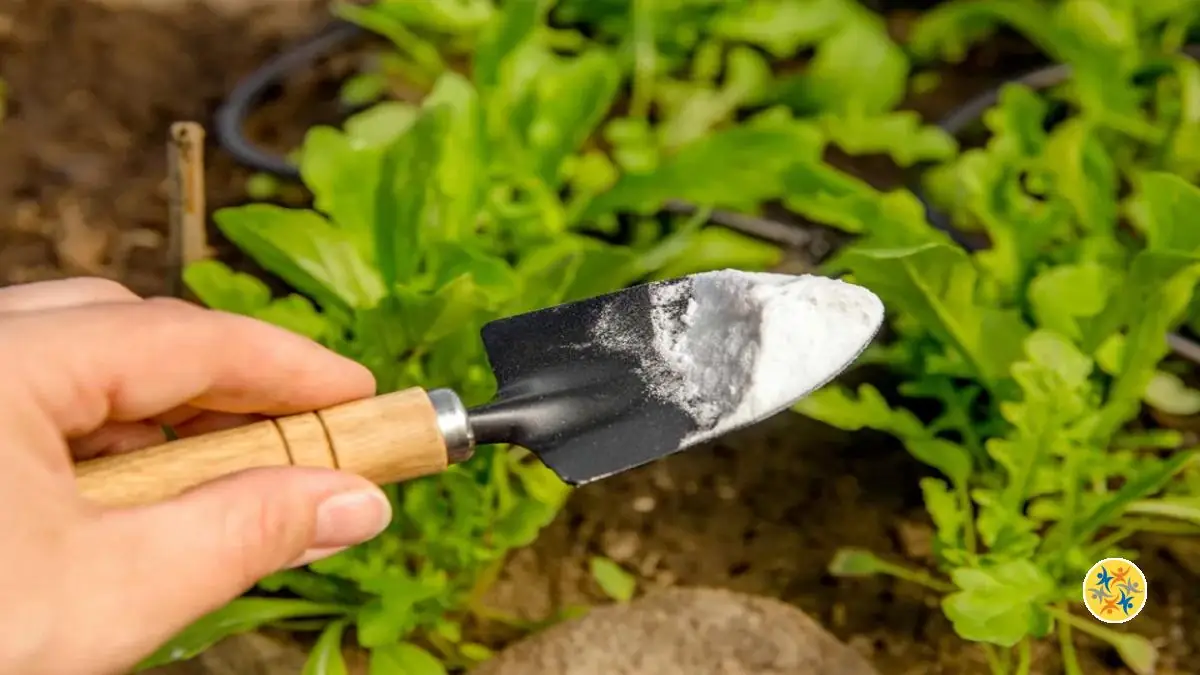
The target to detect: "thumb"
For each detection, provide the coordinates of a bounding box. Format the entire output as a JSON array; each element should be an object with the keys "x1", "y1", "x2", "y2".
[{"x1": 76, "y1": 467, "x2": 390, "y2": 661}]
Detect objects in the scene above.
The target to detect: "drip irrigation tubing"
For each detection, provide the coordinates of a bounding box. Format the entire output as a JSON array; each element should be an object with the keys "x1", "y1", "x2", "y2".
[{"x1": 212, "y1": 21, "x2": 1200, "y2": 364}]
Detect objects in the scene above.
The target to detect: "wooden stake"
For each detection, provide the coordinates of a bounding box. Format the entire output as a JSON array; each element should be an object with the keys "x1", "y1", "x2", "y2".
[{"x1": 167, "y1": 121, "x2": 209, "y2": 299}]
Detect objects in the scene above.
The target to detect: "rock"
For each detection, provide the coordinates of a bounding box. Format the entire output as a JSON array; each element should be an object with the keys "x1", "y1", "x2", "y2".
[{"x1": 473, "y1": 587, "x2": 881, "y2": 675}]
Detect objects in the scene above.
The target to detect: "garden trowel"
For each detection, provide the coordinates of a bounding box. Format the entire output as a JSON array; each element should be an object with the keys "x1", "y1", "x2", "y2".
[{"x1": 75, "y1": 270, "x2": 884, "y2": 508}]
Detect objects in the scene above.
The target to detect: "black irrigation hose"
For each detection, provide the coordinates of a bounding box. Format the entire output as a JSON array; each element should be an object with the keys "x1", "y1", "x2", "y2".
[
  {"x1": 215, "y1": 20, "x2": 367, "y2": 179},
  {"x1": 214, "y1": 21, "x2": 1200, "y2": 364}
]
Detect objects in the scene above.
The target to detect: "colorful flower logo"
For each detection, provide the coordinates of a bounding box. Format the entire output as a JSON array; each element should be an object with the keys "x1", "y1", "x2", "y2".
[{"x1": 1083, "y1": 557, "x2": 1147, "y2": 624}]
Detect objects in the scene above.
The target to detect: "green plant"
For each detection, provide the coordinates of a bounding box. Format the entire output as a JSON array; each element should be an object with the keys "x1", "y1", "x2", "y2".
[
  {"x1": 139, "y1": 0, "x2": 1070, "y2": 669},
  {"x1": 786, "y1": 5, "x2": 1200, "y2": 670},
  {"x1": 334, "y1": 0, "x2": 958, "y2": 172},
  {"x1": 138, "y1": 2, "x2": 792, "y2": 671},
  {"x1": 589, "y1": 556, "x2": 638, "y2": 602}
]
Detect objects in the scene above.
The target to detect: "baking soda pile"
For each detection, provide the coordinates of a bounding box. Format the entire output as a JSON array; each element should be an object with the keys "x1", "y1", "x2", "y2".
[{"x1": 595, "y1": 270, "x2": 885, "y2": 446}]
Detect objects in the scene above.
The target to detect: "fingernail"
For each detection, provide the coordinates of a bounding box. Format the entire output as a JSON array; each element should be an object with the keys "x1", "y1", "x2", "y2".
[
  {"x1": 288, "y1": 546, "x2": 350, "y2": 569},
  {"x1": 313, "y1": 489, "x2": 392, "y2": 549}
]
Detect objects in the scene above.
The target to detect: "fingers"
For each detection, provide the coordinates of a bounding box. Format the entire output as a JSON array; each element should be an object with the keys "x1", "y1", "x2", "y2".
[
  {"x1": 69, "y1": 411, "x2": 262, "y2": 460},
  {"x1": 71, "y1": 467, "x2": 391, "y2": 671},
  {"x1": 0, "y1": 298, "x2": 376, "y2": 440},
  {"x1": 69, "y1": 422, "x2": 168, "y2": 460},
  {"x1": 0, "y1": 277, "x2": 140, "y2": 314}
]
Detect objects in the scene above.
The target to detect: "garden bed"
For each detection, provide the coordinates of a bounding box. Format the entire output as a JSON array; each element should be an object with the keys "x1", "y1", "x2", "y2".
[{"x1": 3, "y1": 1, "x2": 1199, "y2": 674}]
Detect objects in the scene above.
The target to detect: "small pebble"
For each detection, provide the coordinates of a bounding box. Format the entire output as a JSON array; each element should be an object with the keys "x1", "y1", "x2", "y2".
[{"x1": 632, "y1": 495, "x2": 656, "y2": 512}]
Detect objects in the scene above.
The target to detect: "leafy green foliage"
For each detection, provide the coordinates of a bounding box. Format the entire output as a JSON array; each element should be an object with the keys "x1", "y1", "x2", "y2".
[
  {"x1": 304, "y1": 620, "x2": 351, "y2": 675},
  {"x1": 154, "y1": 0, "x2": 1200, "y2": 672},
  {"x1": 153, "y1": 1, "x2": 816, "y2": 669},
  {"x1": 588, "y1": 557, "x2": 638, "y2": 602},
  {"x1": 792, "y1": 9, "x2": 1200, "y2": 669},
  {"x1": 137, "y1": 599, "x2": 350, "y2": 669}
]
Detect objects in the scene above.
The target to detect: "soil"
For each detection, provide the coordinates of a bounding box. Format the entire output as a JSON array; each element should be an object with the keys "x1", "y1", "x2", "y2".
[{"x1": 3, "y1": 1, "x2": 1197, "y2": 675}]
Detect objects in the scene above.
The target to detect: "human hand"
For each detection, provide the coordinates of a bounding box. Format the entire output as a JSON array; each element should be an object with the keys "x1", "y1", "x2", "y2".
[{"x1": 0, "y1": 278, "x2": 394, "y2": 675}]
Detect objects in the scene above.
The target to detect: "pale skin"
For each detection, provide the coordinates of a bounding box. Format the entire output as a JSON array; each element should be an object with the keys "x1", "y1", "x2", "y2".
[{"x1": 0, "y1": 277, "x2": 394, "y2": 675}]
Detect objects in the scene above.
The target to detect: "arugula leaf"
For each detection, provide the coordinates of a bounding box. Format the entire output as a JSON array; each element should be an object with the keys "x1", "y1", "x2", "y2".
[
  {"x1": 1128, "y1": 171, "x2": 1200, "y2": 252},
  {"x1": 828, "y1": 548, "x2": 888, "y2": 577},
  {"x1": 334, "y1": 2, "x2": 444, "y2": 84},
  {"x1": 820, "y1": 111, "x2": 958, "y2": 166},
  {"x1": 424, "y1": 73, "x2": 488, "y2": 240},
  {"x1": 1047, "y1": 451, "x2": 1198, "y2": 550},
  {"x1": 1092, "y1": 249, "x2": 1200, "y2": 432},
  {"x1": 942, "y1": 561, "x2": 1054, "y2": 647},
  {"x1": 343, "y1": 102, "x2": 419, "y2": 148},
  {"x1": 584, "y1": 120, "x2": 823, "y2": 217},
  {"x1": 1027, "y1": 262, "x2": 1114, "y2": 342},
  {"x1": 785, "y1": 168, "x2": 945, "y2": 246},
  {"x1": 527, "y1": 50, "x2": 622, "y2": 188},
  {"x1": 369, "y1": 643, "x2": 447, "y2": 675},
  {"x1": 301, "y1": 126, "x2": 384, "y2": 262},
  {"x1": 474, "y1": 0, "x2": 542, "y2": 103},
  {"x1": 923, "y1": 477, "x2": 969, "y2": 556},
  {"x1": 589, "y1": 557, "x2": 637, "y2": 602},
  {"x1": 708, "y1": 0, "x2": 846, "y2": 58},
  {"x1": 654, "y1": 46, "x2": 773, "y2": 150},
  {"x1": 213, "y1": 205, "x2": 385, "y2": 313},
  {"x1": 802, "y1": 7, "x2": 908, "y2": 115},
  {"x1": 137, "y1": 599, "x2": 349, "y2": 669},
  {"x1": 831, "y1": 243, "x2": 1029, "y2": 387},
  {"x1": 182, "y1": 260, "x2": 271, "y2": 316},
  {"x1": 1144, "y1": 371, "x2": 1200, "y2": 415},
  {"x1": 302, "y1": 620, "x2": 349, "y2": 675},
  {"x1": 254, "y1": 295, "x2": 333, "y2": 342},
  {"x1": 795, "y1": 383, "x2": 929, "y2": 439},
  {"x1": 650, "y1": 227, "x2": 783, "y2": 280},
  {"x1": 796, "y1": 383, "x2": 973, "y2": 485},
  {"x1": 352, "y1": 0, "x2": 493, "y2": 34},
  {"x1": 374, "y1": 104, "x2": 450, "y2": 288},
  {"x1": 1042, "y1": 119, "x2": 1119, "y2": 237}
]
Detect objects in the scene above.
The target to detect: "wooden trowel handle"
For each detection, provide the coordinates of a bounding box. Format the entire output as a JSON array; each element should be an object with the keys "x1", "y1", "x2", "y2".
[{"x1": 74, "y1": 388, "x2": 475, "y2": 509}]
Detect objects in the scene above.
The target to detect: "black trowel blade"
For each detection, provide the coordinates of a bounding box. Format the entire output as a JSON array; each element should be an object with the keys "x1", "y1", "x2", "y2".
[
  {"x1": 471, "y1": 272, "x2": 882, "y2": 486},
  {"x1": 476, "y1": 279, "x2": 694, "y2": 485}
]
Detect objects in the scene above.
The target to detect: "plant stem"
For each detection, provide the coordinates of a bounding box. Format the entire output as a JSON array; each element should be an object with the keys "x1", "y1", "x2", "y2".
[
  {"x1": 1126, "y1": 497, "x2": 1200, "y2": 525},
  {"x1": 873, "y1": 559, "x2": 955, "y2": 593},
  {"x1": 334, "y1": 1, "x2": 444, "y2": 82},
  {"x1": 273, "y1": 619, "x2": 337, "y2": 631},
  {"x1": 1089, "y1": 526, "x2": 1135, "y2": 555},
  {"x1": 629, "y1": 0, "x2": 656, "y2": 120},
  {"x1": 982, "y1": 644, "x2": 1008, "y2": 675},
  {"x1": 520, "y1": 175, "x2": 566, "y2": 233},
  {"x1": 958, "y1": 481, "x2": 978, "y2": 555},
  {"x1": 1015, "y1": 638, "x2": 1032, "y2": 675},
  {"x1": 1046, "y1": 605, "x2": 1124, "y2": 644},
  {"x1": 1057, "y1": 603, "x2": 1084, "y2": 675},
  {"x1": 1119, "y1": 516, "x2": 1200, "y2": 534}
]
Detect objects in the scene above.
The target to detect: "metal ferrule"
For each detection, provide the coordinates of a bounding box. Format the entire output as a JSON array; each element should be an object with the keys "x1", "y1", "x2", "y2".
[{"x1": 427, "y1": 388, "x2": 475, "y2": 464}]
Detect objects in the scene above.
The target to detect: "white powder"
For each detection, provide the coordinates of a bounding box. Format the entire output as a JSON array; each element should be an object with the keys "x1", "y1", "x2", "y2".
[{"x1": 594, "y1": 269, "x2": 884, "y2": 447}]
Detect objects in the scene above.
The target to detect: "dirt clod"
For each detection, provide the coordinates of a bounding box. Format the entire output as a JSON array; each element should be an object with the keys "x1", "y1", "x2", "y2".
[{"x1": 474, "y1": 587, "x2": 881, "y2": 675}]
